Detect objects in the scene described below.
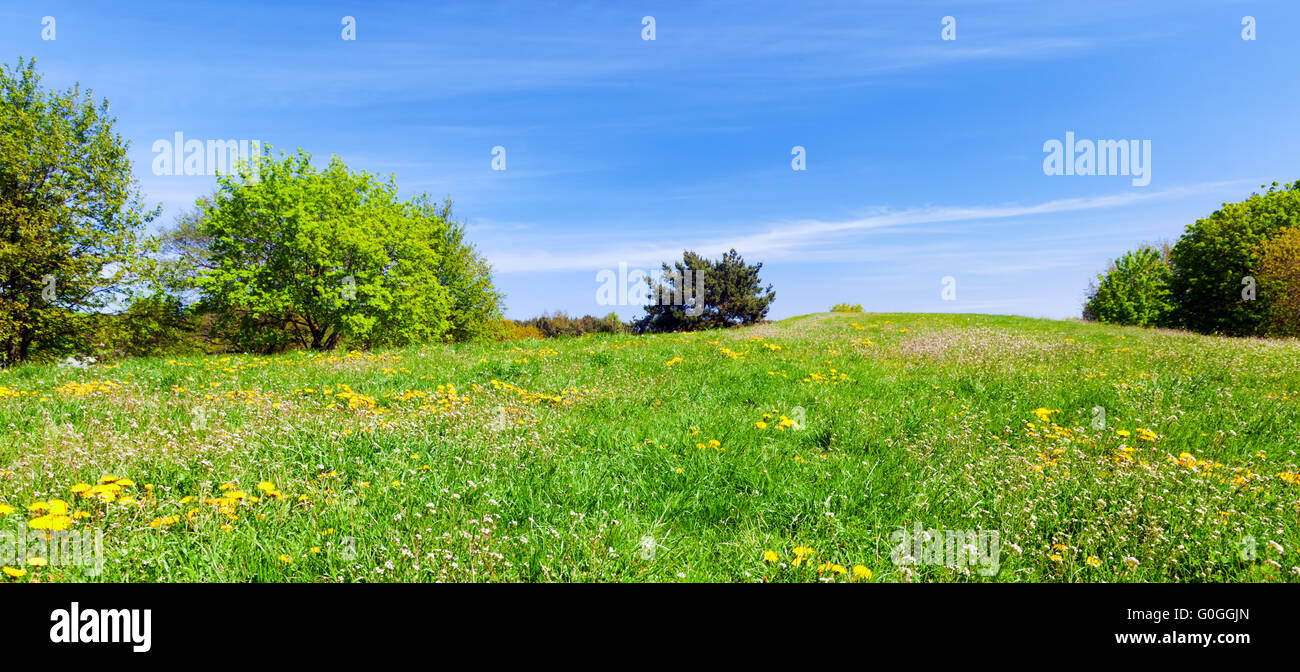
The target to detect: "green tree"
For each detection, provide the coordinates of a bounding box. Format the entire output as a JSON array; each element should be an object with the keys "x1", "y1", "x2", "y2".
[
  {"x1": 0, "y1": 57, "x2": 155, "y2": 365},
  {"x1": 1167, "y1": 181, "x2": 1300, "y2": 335},
  {"x1": 636, "y1": 249, "x2": 774, "y2": 333},
  {"x1": 1083, "y1": 246, "x2": 1174, "y2": 327},
  {"x1": 196, "y1": 150, "x2": 464, "y2": 351},
  {"x1": 417, "y1": 198, "x2": 504, "y2": 342},
  {"x1": 1254, "y1": 226, "x2": 1300, "y2": 337}
]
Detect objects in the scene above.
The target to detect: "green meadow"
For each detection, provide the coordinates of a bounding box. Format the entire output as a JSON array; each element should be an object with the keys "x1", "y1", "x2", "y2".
[{"x1": 1, "y1": 312, "x2": 1297, "y2": 582}]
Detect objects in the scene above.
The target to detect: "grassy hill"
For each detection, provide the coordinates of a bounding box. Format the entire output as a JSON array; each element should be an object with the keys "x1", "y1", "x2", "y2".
[{"x1": 1, "y1": 312, "x2": 1298, "y2": 582}]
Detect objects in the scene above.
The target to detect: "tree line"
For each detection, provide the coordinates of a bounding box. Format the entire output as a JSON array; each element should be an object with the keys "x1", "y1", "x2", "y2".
[
  {"x1": 1084, "y1": 181, "x2": 1300, "y2": 337},
  {"x1": 1, "y1": 57, "x2": 777, "y2": 366},
  {"x1": 1, "y1": 57, "x2": 507, "y2": 365}
]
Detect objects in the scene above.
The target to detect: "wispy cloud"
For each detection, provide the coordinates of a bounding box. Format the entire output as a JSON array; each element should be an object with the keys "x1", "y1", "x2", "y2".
[{"x1": 486, "y1": 181, "x2": 1241, "y2": 273}]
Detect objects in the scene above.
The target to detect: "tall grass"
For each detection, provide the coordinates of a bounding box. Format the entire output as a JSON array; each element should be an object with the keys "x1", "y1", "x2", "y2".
[{"x1": 0, "y1": 312, "x2": 1296, "y2": 582}]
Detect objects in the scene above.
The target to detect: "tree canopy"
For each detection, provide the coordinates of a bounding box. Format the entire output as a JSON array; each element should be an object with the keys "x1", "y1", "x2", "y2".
[
  {"x1": 1254, "y1": 226, "x2": 1300, "y2": 337},
  {"x1": 194, "y1": 150, "x2": 500, "y2": 351},
  {"x1": 1167, "y1": 181, "x2": 1300, "y2": 335},
  {"x1": 0, "y1": 57, "x2": 154, "y2": 365},
  {"x1": 1086, "y1": 181, "x2": 1300, "y2": 337},
  {"x1": 637, "y1": 249, "x2": 774, "y2": 333},
  {"x1": 1083, "y1": 245, "x2": 1174, "y2": 327}
]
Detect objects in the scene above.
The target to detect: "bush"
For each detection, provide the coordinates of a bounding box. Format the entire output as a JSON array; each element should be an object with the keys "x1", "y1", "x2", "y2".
[
  {"x1": 511, "y1": 312, "x2": 628, "y2": 339},
  {"x1": 110, "y1": 293, "x2": 193, "y2": 357},
  {"x1": 1083, "y1": 246, "x2": 1175, "y2": 327},
  {"x1": 831, "y1": 304, "x2": 862, "y2": 313},
  {"x1": 1167, "y1": 181, "x2": 1300, "y2": 335},
  {"x1": 488, "y1": 319, "x2": 542, "y2": 341},
  {"x1": 1254, "y1": 226, "x2": 1300, "y2": 337}
]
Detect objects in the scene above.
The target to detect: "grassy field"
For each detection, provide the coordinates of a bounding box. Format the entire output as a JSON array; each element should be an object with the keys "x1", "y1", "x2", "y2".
[{"x1": 1, "y1": 312, "x2": 1298, "y2": 583}]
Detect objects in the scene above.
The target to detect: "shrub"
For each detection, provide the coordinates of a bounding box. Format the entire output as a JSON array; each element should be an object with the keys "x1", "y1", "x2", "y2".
[
  {"x1": 830, "y1": 304, "x2": 862, "y2": 313},
  {"x1": 489, "y1": 319, "x2": 543, "y2": 341},
  {"x1": 512, "y1": 312, "x2": 628, "y2": 339},
  {"x1": 111, "y1": 293, "x2": 193, "y2": 357},
  {"x1": 1083, "y1": 246, "x2": 1175, "y2": 327}
]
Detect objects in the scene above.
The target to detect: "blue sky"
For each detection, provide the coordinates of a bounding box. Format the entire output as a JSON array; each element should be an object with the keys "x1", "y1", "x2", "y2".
[{"x1": 4, "y1": 0, "x2": 1298, "y2": 320}]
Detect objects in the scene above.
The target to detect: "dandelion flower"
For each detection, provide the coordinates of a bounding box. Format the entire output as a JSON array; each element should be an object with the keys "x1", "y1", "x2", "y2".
[{"x1": 28, "y1": 514, "x2": 73, "y2": 531}]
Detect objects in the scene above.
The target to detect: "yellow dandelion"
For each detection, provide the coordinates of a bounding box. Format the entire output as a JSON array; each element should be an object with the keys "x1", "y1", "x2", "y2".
[{"x1": 28, "y1": 514, "x2": 73, "y2": 531}]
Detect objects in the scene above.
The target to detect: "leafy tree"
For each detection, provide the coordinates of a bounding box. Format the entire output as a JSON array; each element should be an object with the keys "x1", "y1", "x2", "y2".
[
  {"x1": 636, "y1": 249, "x2": 774, "y2": 333},
  {"x1": 0, "y1": 57, "x2": 155, "y2": 365},
  {"x1": 1254, "y1": 226, "x2": 1300, "y2": 337},
  {"x1": 196, "y1": 149, "x2": 466, "y2": 351},
  {"x1": 418, "y1": 198, "x2": 504, "y2": 342},
  {"x1": 1167, "y1": 181, "x2": 1300, "y2": 335},
  {"x1": 1083, "y1": 246, "x2": 1174, "y2": 327}
]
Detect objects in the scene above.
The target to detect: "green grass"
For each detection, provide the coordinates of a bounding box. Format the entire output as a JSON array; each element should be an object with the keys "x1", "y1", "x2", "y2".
[{"x1": 1, "y1": 312, "x2": 1298, "y2": 582}]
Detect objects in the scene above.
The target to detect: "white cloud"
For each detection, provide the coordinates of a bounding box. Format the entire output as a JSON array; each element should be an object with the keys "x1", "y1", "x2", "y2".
[{"x1": 487, "y1": 181, "x2": 1241, "y2": 273}]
